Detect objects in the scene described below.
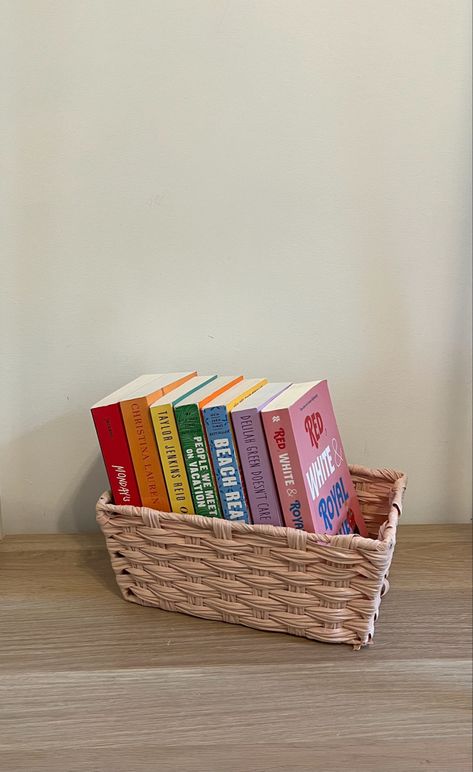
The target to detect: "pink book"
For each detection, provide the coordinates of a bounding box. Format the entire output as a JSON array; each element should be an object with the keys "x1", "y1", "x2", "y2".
[{"x1": 261, "y1": 380, "x2": 368, "y2": 536}]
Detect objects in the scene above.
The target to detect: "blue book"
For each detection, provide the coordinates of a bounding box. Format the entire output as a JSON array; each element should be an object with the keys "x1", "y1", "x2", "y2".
[{"x1": 202, "y1": 378, "x2": 267, "y2": 522}]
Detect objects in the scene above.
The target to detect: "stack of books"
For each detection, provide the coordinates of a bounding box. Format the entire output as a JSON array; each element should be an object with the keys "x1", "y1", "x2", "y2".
[{"x1": 91, "y1": 372, "x2": 367, "y2": 536}]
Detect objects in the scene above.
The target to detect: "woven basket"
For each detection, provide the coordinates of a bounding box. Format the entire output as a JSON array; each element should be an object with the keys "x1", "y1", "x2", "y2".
[{"x1": 97, "y1": 465, "x2": 407, "y2": 649}]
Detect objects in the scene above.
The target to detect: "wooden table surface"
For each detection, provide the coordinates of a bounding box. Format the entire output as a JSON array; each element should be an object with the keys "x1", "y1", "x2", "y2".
[{"x1": 0, "y1": 525, "x2": 471, "y2": 772}]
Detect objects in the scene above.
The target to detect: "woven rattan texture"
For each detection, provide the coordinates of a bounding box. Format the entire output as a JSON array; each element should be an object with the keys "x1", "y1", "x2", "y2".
[{"x1": 97, "y1": 465, "x2": 407, "y2": 648}]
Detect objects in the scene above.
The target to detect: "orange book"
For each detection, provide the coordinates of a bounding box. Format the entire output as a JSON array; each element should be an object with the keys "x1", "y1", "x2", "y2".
[{"x1": 120, "y1": 372, "x2": 197, "y2": 510}]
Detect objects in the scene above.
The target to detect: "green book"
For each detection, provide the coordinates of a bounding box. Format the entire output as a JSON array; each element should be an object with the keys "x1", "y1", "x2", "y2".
[{"x1": 174, "y1": 375, "x2": 243, "y2": 517}]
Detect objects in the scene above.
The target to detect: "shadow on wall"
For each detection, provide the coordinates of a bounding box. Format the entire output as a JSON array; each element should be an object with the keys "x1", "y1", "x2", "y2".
[
  {"x1": 58, "y1": 453, "x2": 107, "y2": 533},
  {"x1": 339, "y1": 232, "x2": 470, "y2": 520},
  {"x1": 0, "y1": 408, "x2": 108, "y2": 533}
]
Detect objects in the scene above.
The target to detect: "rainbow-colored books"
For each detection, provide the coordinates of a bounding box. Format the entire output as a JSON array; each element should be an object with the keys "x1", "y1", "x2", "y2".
[
  {"x1": 91, "y1": 371, "x2": 366, "y2": 536},
  {"x1": 203, "y1": 378, "x2": 267, "y2": 522},
  {"x1": 232, "y1": 382, "x2": 291, "y2": 526},
  {"x1": 262, "y1": 380, "x2": 367, "y2": 536}
]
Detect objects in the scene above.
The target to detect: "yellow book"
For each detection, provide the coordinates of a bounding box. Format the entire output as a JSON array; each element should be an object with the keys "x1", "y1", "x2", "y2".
[{"x1": 150, "y1": 376, "x2": 218, "y2": 514}]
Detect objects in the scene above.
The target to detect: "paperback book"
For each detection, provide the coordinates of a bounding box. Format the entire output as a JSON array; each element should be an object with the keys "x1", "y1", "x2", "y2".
[
  {"x1": 231, "y1": 382, "x2": 291, "y2": 526},
  {"x1": 261, "y1": 380, "x2": 367, "y2": 536},
  {"x1": 120, "y1": 372, "x2": 196, "y2": 510},
  {"x1": 91, "y1": 374, "x2": 160, "y2": 506},
  {"x1": 203, "y1": 378, "x2": 267, "y2": 523},
  {"x1": 174, "y1": 376, "x2": 243, "y2": 517},
  {"x1": 150, "y1": 375, "x2": 217, "y2": 514}
]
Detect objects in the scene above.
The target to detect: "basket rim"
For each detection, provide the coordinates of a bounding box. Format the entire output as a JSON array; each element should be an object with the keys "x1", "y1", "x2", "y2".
[{"x1": 96, "y1": 464, "x2": 407, "y2": 554}]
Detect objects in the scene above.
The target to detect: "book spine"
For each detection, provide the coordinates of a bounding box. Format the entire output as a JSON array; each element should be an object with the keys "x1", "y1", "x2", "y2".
[
  {"x1": 203, "y1": 406, "x2": 250, "y2": 523},
  {"x1": 262, "y1": 407, "x2": 314, "y2": 531},
  {"x1": 120, "y1": 398, "x2": 170, "y2": 511},
  {"x1": 175, "y1": 404, "x2": 222, "y2": 518},
  {"x1": 151, "y1": 404, "x2": 194, "y2": 515},
  {"x1": 232, "y1": 409, "x2": 284, "y2": 526},
  {"x1": 91, "y1": 404, "x2": 142, "y2": 506}
]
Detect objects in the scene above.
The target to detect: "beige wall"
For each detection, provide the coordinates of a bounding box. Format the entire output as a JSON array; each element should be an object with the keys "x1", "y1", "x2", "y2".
[{"x1": 1, "y1": 0, "x2": 471, "y2": 533}]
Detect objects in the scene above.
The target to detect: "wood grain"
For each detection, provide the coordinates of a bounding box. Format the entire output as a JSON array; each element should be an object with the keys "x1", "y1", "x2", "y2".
[{"x1": 0, "y1": 525, "x2": 471, "y2": 771}]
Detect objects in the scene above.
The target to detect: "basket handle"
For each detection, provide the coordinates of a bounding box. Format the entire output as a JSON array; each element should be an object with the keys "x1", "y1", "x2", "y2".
[{"x1": 391, "y1": 474, "x2": 407, "y2": 517}]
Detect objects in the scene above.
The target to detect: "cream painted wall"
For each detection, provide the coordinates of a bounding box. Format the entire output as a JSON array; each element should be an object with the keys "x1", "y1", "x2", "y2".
[{"x1": 1, "y1": 0, "x2": 471, "y2": 533}]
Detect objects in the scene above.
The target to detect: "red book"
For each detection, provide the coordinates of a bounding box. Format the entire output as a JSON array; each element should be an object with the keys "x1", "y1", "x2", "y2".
[{"x1": 91, "y1": 375, "x2": 158, "y2": 506}]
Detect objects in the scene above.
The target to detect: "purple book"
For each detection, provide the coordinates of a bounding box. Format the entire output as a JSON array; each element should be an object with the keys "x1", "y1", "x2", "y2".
[{"x1": 231, "y1": 382, "x2": 291, "y2": 526}]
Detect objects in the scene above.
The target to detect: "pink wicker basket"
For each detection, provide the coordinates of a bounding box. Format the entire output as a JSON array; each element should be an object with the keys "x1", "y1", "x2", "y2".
[{"x1": 97, "y1": 465, "x2": 407, "y2": 649}]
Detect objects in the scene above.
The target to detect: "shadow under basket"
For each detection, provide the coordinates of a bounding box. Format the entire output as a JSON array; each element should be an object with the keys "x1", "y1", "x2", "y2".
[{"x1": 97, "y1": 465, "x2": 407, "y2": 649}]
